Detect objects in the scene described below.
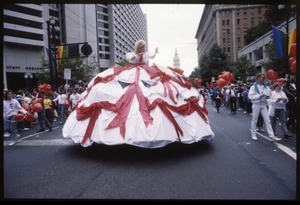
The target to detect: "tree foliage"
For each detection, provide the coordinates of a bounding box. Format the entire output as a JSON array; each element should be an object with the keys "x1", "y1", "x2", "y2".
[
  {"x1": 232, "y1": 55, "x2": 256, "y2": 82},
  {"x1": 190, "y1": 43, "x2": 229, "y2": 85},
  {"x1": 259, "y1": 42, "x2": 286, "y2": 78},
  {"x1": 36, "y1": 49, "x2": 98, "y2": 90}
]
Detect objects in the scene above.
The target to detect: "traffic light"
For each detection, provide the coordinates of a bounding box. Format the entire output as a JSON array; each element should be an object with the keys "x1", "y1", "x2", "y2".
[
  {"x1": 81, "y1": 43, "x2": 93, "y2": 56},
  {"x1": 68, "y1": 44, "x2": 79, "y2": 58}
]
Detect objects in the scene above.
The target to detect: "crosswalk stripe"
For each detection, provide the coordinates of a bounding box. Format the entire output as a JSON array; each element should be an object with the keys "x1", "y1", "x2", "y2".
[{"x1": 4, "y1": 139, "x2": 75, "y2": 146}]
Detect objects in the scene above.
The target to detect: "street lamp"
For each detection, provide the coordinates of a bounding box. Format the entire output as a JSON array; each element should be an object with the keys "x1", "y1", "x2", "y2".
[
  {"x1": 47, "y1": 18, "x2": 60, "y2": 89},
  {"x1": 24, "y1": 72, "x2": 33, "y2": 92},
  {"x1": 278, "y1": 4, "x2": 296, "y2": 78}
]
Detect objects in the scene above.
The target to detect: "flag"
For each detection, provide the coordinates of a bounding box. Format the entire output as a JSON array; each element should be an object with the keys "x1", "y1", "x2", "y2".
[
  {"x1": 288, "y1": 28, "x2": 296, "y2": 55},
  {"x1": 45, "y1": 47, "x2": 56, "y2": 75},
  {"x1": 55, "y1": 46, "x2": 64, "y2": 72},
  {"x1": 272, "y1": 25, "x2": 285, "y2": 58}
]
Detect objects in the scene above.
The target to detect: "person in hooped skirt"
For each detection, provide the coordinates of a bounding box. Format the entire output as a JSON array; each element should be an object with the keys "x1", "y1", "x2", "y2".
[{"x1": 62, "y1": 40, "x2": 214, "y2": 148}]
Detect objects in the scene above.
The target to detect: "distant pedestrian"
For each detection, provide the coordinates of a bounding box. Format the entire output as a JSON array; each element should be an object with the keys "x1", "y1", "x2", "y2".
[{"x1": 214, "y1": 87, "x2": 223, "y2": 113}]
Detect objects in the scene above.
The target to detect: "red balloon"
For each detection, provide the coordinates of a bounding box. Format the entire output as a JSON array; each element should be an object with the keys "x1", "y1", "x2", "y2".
[
  {"x1": 32, "y1": 103, "x2": 43, "y2": 112},
  {"x1": 291, "y1": 61, "x2": 296, "y2": 74},
  {"x1": 14, "y1": 113, "x2": 25, "y2": 122},
  {"x1": 290, "y1": 43, "x2": 296, "y2": 58},
  {"x1": 229, "y1": 72, "x2": 235, "y2": 81},
  {"x1": 276, "y1": 78, "x2": 286, "y2": 85},
  {"x1": 22, "y1": 103, "x2": 30, "y2": 112},
  {"x1": 220, "y1": 72, "x2": 230, "y2": 82},
  {"x1": 32, "y1": 98, "x2": 43, "y2": 105},
  {"x1": 25, "y1": 113, "x2": 35, "y2": 122},
  {"x1": 216, "y1": 78, "x2": 227, "y2": 88},
  {"x1": 289, "y1": 57, "x2": 296, "y2": 65},
  {"x1": 267, "y1": 69, "x2": 277, "y2": 82},
  {"x1": 64, "y1": 102, "x2": 70, "y2": 110}
]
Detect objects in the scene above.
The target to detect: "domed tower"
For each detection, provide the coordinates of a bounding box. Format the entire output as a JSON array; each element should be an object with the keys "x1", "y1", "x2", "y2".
[{"x1": 173, "y1": 48, "x2": 180, "y2": 68}]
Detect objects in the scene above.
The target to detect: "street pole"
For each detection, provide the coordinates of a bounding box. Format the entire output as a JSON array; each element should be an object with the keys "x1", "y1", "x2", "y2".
[
  {"x1": 47, "y1": 20, "x2": 54, "y2": 87},
  {"x1": 285, "y1": 12, "x2": 289, "y2": 78}
]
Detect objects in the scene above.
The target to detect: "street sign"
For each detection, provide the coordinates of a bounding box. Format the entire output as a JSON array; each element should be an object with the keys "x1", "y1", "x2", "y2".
[{"x1": 64, "y1": 68, "x2": 71, "y2": 80}]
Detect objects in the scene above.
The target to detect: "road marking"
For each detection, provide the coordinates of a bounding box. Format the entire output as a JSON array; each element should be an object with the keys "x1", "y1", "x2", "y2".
[
  {"x1": 256, "y1": 132, "x2": 296, "y2": 160},
  {"x1": 3, "y1": 126, "x2": 76, "y2": 146},
  {"x1": 3, "y1": 139, "x2": 75, "y2": 146}
]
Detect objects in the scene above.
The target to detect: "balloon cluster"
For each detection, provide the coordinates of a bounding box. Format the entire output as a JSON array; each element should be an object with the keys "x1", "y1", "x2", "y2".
[
  {"x1": 216, "y1": 71, "x2": 234, "y2": 88},
  {"x1": 266, "y1": 69, "x2": 286, "y2": 85},
  {"x1": 13, "y1": 98, "x2": 44, "y2": 122},
  {"x1": 38, "y1": 84, "x2": 52, "y2": 95},
  {"x1": 289, "y1": 43, "x2": 296, "y2": 74}
]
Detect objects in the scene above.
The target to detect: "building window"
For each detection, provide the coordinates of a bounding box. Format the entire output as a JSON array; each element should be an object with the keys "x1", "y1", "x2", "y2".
[
  {"x1": 244, "y1": 18, "x2": 247, "y2": 25},
  {"x1": 227, "y1": 47, "x2": 230, "y2": 52},
  {"x1": 237, "y1": 28, "x2": 240, "y2": 35},
  {"x1": 227, "y1": 29, "x2": 230, "y2": 35},
  {"x1": 222, "y1": 20, "x2": 225, "y2": 26},
  {"x1": 223, "y1": 29, "x2": 226, "y2": 35},
  {"x1": 227, "y1": 38, "x2": 230, "y2": 44},
  {"x1": 251, "y1": 18, "x2": 254, "y2": 26},
  {"x1": 237, "y1": 19, "x2": 240, "y2": 25},
  {"x1": 227, "y1": 20, "x2": 230, "y2": 25},
  {"x1": 223, "y1": 38, "x2": 226, "y2": 44},
  {"x1": 223, "y1": 47, "x2": 226, "y2": 52},
  {"x1": 237, "y1": 37, "x2": 241, "y2": 43}
]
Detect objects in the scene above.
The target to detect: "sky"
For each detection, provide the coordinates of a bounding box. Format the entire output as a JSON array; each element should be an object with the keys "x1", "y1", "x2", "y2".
[{"x1": 140, "y1": 4, "x2": 205, "y2": 77}]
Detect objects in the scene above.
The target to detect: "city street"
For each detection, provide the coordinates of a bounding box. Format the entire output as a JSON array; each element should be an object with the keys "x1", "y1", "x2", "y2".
[{"x1": 3, "y1": 101, "x2": 297, "y2": 200}]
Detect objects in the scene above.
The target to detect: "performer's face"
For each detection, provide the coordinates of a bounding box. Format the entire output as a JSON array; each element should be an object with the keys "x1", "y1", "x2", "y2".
[{"x1": 138, "y1": 46, "x2": 145, "y2": 53}]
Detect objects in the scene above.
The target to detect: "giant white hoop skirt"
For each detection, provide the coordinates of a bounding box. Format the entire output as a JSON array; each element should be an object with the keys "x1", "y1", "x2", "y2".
[{"x1": 62, "y1": 63, "x2": 214, "y2": 148}]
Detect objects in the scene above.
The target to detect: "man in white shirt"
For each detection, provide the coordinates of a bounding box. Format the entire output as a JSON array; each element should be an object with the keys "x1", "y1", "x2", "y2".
[{"x1": 248, "y1": 73, "x2": 281, "y2": 141}]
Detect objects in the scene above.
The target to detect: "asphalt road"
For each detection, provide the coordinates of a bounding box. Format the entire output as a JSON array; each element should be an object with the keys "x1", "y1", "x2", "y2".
[{"x1": 2, "y1": 102, "x2": 297, "y2": 200}]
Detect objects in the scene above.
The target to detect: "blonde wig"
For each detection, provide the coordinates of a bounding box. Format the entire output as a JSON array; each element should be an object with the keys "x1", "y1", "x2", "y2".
[{"x1": 134, "y1": 40, "x2": 146, "y2": 54}]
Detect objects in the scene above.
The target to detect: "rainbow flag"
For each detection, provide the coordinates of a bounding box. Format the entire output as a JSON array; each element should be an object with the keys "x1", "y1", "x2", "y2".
[
  {"x1": 272, "y1": 25, "x2": 285, "y2": 58},
  {"x1": 288, "y1": 28, "x2": 296, "y2": 55},
  {"x1": 56, "y1": 46, "x2": 64, "y2": 72}
]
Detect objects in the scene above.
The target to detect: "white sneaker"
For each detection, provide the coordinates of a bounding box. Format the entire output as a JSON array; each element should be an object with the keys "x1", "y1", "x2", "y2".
[
  {"x1": 4, "y1": 133, "x2": 10, "y2": 137},
  {"x1": 269, "y1": 136, "x2": 281, "y2": 141},
  {"x1": 260, "y1": 128, "x2": 265, "y2": 132},
  {"x1": 8, "y1": 141, "x2": 16, "y2": 146},
  {"x1": 251, "y1": 134, "x2": 258, "y2": 141},
  {"x1": 17, "y1": 134, "x2": 20, "y2": 137},
  {"x1": 23, "y1": 128, "x2": 30, "y2": 130}
]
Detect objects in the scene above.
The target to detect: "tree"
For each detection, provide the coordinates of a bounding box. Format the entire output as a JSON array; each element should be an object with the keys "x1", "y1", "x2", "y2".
[
  {"x1": 37, "y1": 48, "x2": 98, "y2": 90},
  {"x1": 260, "y1": 42, "x2": 286, "y2": 78},
  {"x1": 232, "y1": 55, "x2": 256, "y2": 82},
  {"x1": 191, "y1": 43, "x2": 229, "y2": 84}
]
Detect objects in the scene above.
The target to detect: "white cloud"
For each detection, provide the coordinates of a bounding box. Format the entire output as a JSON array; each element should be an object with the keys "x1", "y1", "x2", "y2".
[{"x1": 140, "y1": 4, "x2": 205, "y2": 76}]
